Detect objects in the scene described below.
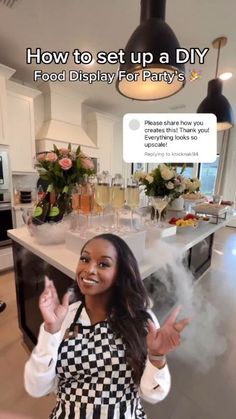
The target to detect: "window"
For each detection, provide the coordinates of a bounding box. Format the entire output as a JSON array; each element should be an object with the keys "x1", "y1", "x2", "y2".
[
  {"x1": 131, "y1": 163, "x2": 148, "y2": 174},
  {"x1": 198, "y1": 156, "x2": 220, "y2": 197},
  {"x1": 176, "y1": 165, "x2": 193, "y2": 178}
]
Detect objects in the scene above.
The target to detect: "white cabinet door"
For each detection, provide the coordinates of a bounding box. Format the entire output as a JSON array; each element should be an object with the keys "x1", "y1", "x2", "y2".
[
  {"x1": 7, "y1": 92, "x2": 36, "y2": 172},
  {"x1": 0, "y1": 65, "x2": 15, "y2": 145},
  {"x1": 0, "y1": 76, "x2": 8, "y2": 145},
  {"x1": 0, "y1": 247, "x2": 13, "y2": 271}
]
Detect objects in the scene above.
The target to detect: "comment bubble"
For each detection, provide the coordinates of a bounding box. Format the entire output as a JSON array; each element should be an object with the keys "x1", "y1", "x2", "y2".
[{"x1": 123, "y1": 113, "x2": 217, "y2": 163}]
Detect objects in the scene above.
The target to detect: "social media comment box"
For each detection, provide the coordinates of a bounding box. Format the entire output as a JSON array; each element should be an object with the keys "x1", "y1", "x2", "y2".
[{"x1": 123, "y1": 114, "x2": 217, "y2": 163}]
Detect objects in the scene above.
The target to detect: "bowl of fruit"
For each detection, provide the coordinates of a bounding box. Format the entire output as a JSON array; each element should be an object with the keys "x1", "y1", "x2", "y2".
[{"x1": 169, "y1": 213, "x2": 199, "y2": 229}]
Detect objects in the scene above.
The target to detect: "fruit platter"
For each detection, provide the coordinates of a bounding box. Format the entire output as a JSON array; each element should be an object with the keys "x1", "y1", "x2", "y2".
[{"x1": 168, "y1": 213, "x2": 209, "y2": 228}]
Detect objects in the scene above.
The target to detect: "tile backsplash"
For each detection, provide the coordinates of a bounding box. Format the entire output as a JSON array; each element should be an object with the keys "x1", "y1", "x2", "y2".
[{"x1": 12, "y1": 173, "x2": 38, "y2": 198}]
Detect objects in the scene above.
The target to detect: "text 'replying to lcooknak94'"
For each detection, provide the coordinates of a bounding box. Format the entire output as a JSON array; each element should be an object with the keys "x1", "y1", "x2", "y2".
[{"x1": 123, "y1": 113, "x2": 217, "y2": 163}]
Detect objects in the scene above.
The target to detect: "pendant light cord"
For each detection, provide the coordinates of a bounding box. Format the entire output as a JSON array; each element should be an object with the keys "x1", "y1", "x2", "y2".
[{"x1": 215, "y1": 39, "x2": 222, "y2": 78}]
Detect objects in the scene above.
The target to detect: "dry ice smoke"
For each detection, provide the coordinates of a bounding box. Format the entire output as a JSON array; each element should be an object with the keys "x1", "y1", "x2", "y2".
[
  {"x1": 27, "y1": 216, "x2": 72, "y2": 245},
  {"x1": 144, "y1": 240, "x2": 227, "y2": 372}
]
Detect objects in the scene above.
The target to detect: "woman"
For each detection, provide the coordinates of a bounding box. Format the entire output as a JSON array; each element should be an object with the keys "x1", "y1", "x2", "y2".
[{"x1": 24, "y1": 234, "x2": 190, "y2": 418}]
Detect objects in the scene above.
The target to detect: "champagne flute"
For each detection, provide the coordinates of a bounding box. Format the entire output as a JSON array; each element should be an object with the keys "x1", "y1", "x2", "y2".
[
  {"x1": 149, "y1": 195, "x2": 170, "y2": 227},
  {"x1": 71, "y1": 184, "x2": 80, "y2": 231},
  {"x1": 79, "y1": 177, "x2": 94, "y2": 237},
  {"x1": 111, "y1": 174, "x2": 125, "y2": 232},
  {"x1": 126, "y1": 177, "x2": 140, "y2": 230},
  {"x1": 95, "y1": 172, "x2": 110, "y2": 231}
]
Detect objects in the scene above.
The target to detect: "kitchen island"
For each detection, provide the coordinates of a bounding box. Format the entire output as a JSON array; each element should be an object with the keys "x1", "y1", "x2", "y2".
[{"x1": 8, "y1": 218, "x2": 230, "y2": 349}]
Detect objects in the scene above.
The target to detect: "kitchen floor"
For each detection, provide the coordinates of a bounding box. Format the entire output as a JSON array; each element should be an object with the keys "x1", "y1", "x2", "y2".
[{"x1": 0, "y1": 227, "x2": 236, "y2": 419}]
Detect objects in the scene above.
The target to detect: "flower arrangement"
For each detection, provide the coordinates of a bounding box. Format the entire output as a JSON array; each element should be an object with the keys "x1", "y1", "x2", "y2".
[
  {"x1": 134, "y1": 164, "x2": 186, "y2": 200},
  {"x1": 184, "y1": 177, "x2": 201, "y2": 193},
  {"x1": 35, "y1": 144, "x2": 95, "y2": 193}
]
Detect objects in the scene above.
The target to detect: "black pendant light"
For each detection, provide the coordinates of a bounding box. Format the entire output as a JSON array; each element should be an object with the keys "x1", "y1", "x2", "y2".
[
  {"x1": 116, "y1": 0, "x2": 185, "y2": 101},
  {"x1": 197, "y1": 37, "x2": 234, "y2": 131}
]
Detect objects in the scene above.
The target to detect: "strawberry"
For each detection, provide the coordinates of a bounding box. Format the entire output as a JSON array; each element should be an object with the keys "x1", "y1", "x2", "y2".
[
  {"x1": 184, "y1": 213, "x2": 195, "y2": 220},
  {"x1": 169, "y1": 217, "x2": 180, "y2": 225}
]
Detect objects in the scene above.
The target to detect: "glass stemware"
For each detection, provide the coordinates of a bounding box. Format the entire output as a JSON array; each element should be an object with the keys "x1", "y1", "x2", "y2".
[
  {"x1": 126, "y1": 177, "x2": 140, "y2": 230},
  {"x1": 149, "y1": 195, "x2": 170, "y2": 227},
  {"x1": 94, "y1": 172, "x2": 110, "y2": 231},
  {"x1": 79, "y1": 177, "x2": 94, "y2": 237},
  {"x1": 111, "y1": 174, "x2": 125, "y2": 232},
  {"x1": 71, "y1": 184, "x2": 81, "y2": 231}
]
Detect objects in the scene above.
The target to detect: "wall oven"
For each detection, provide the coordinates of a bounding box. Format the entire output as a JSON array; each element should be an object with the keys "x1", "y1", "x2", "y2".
[{"x1": 0, "y1": 150, "x2": 10, "y2": 190}]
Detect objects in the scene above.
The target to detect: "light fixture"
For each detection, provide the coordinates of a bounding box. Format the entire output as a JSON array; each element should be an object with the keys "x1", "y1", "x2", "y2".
[
  {"x1": 219, "y1": 72, "x2": 232, "y2": 81},
  {"x1": 197, "y1": 37, "x2": 234, "y2": 131},
  {"x1": 116, "y1": 0, "x2": 185, "y2": 100}
]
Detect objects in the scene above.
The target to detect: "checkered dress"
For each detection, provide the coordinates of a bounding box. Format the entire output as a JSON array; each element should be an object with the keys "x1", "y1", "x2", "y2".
[{"x1": 50, "y1": 304, "x2": 146, "y2": 419}]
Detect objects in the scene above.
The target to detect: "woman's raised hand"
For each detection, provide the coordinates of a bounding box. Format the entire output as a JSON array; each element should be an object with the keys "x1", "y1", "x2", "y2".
[
  {"x1": 39, "y1": 276, "x2": 71, "y2": 334},
  {"x1": 147, "y1": 306, "x2": 190, "y2": 359}
]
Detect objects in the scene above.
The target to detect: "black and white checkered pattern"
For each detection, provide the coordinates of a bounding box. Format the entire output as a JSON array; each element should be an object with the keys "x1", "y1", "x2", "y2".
[{"x1": 50, "y1": 305, "x2": 146, "y2": 418}]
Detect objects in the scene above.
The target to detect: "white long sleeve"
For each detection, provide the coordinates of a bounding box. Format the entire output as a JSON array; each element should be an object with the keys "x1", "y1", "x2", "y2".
[
  {"x1": 24, "y1": 302, "x2": 81, "y2": 398},
  {"x1": 139, "y1": 310, "x2": 171, "y2": 403},
  {"x1": 24, "y1": 324, "x2": 61, "y2": 397},
  {"x1": 24, "y1": 303, "x2": 171, "y2": 403}
]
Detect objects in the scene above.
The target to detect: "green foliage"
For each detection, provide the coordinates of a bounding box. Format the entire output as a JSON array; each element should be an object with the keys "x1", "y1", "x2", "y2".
[{"x1": 35, "y1": 143, "x2": 95, "y2": 193}]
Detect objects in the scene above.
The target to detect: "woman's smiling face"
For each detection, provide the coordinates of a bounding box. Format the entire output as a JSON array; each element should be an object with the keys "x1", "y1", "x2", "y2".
[{"x1": 76, "y1": 238, "x2": 118, "y2": 297}]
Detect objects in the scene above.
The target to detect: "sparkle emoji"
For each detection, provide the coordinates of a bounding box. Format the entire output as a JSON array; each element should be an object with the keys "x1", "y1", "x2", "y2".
[{"x1": 189, "y1": 69, "x2": 202, "y2": 82}]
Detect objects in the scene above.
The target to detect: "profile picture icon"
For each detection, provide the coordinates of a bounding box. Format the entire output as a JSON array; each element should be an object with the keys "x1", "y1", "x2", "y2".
[{"x1": 129, "y1": 119, "x2": 140, "y2": 131}]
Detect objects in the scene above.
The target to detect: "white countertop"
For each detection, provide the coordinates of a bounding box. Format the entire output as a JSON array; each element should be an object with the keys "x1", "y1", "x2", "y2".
[
  {"x1": 7, "y1": 217, "x2": 230, "y2": 280},
  {"x1": 162, "y1": 219, "x2": 228, "y2": 250}
]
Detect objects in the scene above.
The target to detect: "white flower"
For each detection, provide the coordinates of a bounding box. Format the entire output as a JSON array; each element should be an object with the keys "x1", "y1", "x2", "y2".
[
  {"x1": 184, "y1": 177, "x2": 201, "y2": 192},
  {"x1": 185, "y1": 179, "x2": 192, "y2": 189},
  {"x1": 176, "y1": 183, "x2": 185, "y2": 193},
  {"x1": 133, "y1": 171, "x2": 147, "y2": 180},
  {"x1": 145, "y1": 175, "x2": 154, "y2": 184},
  {"x1": 191, "y1": 180, "x2": 200, "y2": 191},
  {"x1": 159, "y1": 163, "x2": 169, "y2": 171},
  {"x1": 160, "y1": 165, "x2": 175, "y2": 180},
  {"x1": 166, "y1": 181, "x2": 174, "y2": 190},
  {"x1": 193, "y1": 178, "x2": 201, "y2": 188}
]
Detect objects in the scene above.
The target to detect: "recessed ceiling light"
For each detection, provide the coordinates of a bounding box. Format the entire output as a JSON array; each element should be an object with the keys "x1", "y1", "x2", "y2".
[{"x1": 219, "y1": 72, "x2": 233, "y2": 80}]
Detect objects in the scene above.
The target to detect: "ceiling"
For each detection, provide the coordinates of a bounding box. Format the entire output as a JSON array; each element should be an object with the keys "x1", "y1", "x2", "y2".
[{"x1": 0, "y1": 0, "x2": 235, "y2": 117}]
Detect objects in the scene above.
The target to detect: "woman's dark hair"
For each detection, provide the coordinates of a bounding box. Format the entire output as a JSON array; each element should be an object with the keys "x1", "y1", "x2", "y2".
[{"x1": 72, "y1": 233, "x2": 151, "y2": 385}]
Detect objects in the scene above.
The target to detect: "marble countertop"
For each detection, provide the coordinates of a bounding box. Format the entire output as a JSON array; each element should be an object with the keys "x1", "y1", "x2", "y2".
[{"x1": 7, "y1": 218, "x2": 230, "y2": 280}]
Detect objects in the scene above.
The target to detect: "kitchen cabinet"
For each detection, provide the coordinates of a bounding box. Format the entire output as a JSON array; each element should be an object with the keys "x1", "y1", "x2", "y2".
[
  {"x1": 0, "y1": 246, "x2": 13, "y2": 272},
  {"x1": 0, "y1": 64, "x2": 15, "y2": 145},
  {"x1": 6, "y1": 81, "x2": 41, "y2": 173},
  {"x1": 86, "y1": 112, "x2": 117, "y2": 174}
]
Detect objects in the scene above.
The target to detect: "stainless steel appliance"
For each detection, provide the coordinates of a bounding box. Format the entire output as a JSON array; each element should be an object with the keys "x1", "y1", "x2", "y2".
[
  {"x1": 0, "y1": 199, "x2": 13, "y2": 246},
  {"x1": 0, "y1": 147, "x2": 12, "y2": 247},
  {"x1": 0, "y1": 196, "x2": 13, "y2": 246},
  {"x1": 0, "y1": 150, "x2": 10, "y2": 190}
]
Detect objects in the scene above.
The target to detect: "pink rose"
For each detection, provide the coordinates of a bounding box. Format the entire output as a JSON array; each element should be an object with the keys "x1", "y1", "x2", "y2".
[
  {"x1": 59, "y1": 147, "x2": 69, "y2": 156},
  {"x1": 59, "y1": 158, "x2": 72, "y2": 170},
  {"x1": 37, "y1": 153, "x2": 46, "y2": 162},
  {"x1": 46, "y1": 152, "x2": 58, "y2": 162},
  {"x1": 80, "y1": 156, "x2": 94, "y2": 170}
]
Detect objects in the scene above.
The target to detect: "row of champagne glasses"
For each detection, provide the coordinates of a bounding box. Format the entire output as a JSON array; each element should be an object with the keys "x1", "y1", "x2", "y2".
[
  {"x1": 71, "y1": 173, "x2": 170, "y2": 233},
  {"x1": 72, "y1": 173, "x2": 140, "y2": 233}
]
